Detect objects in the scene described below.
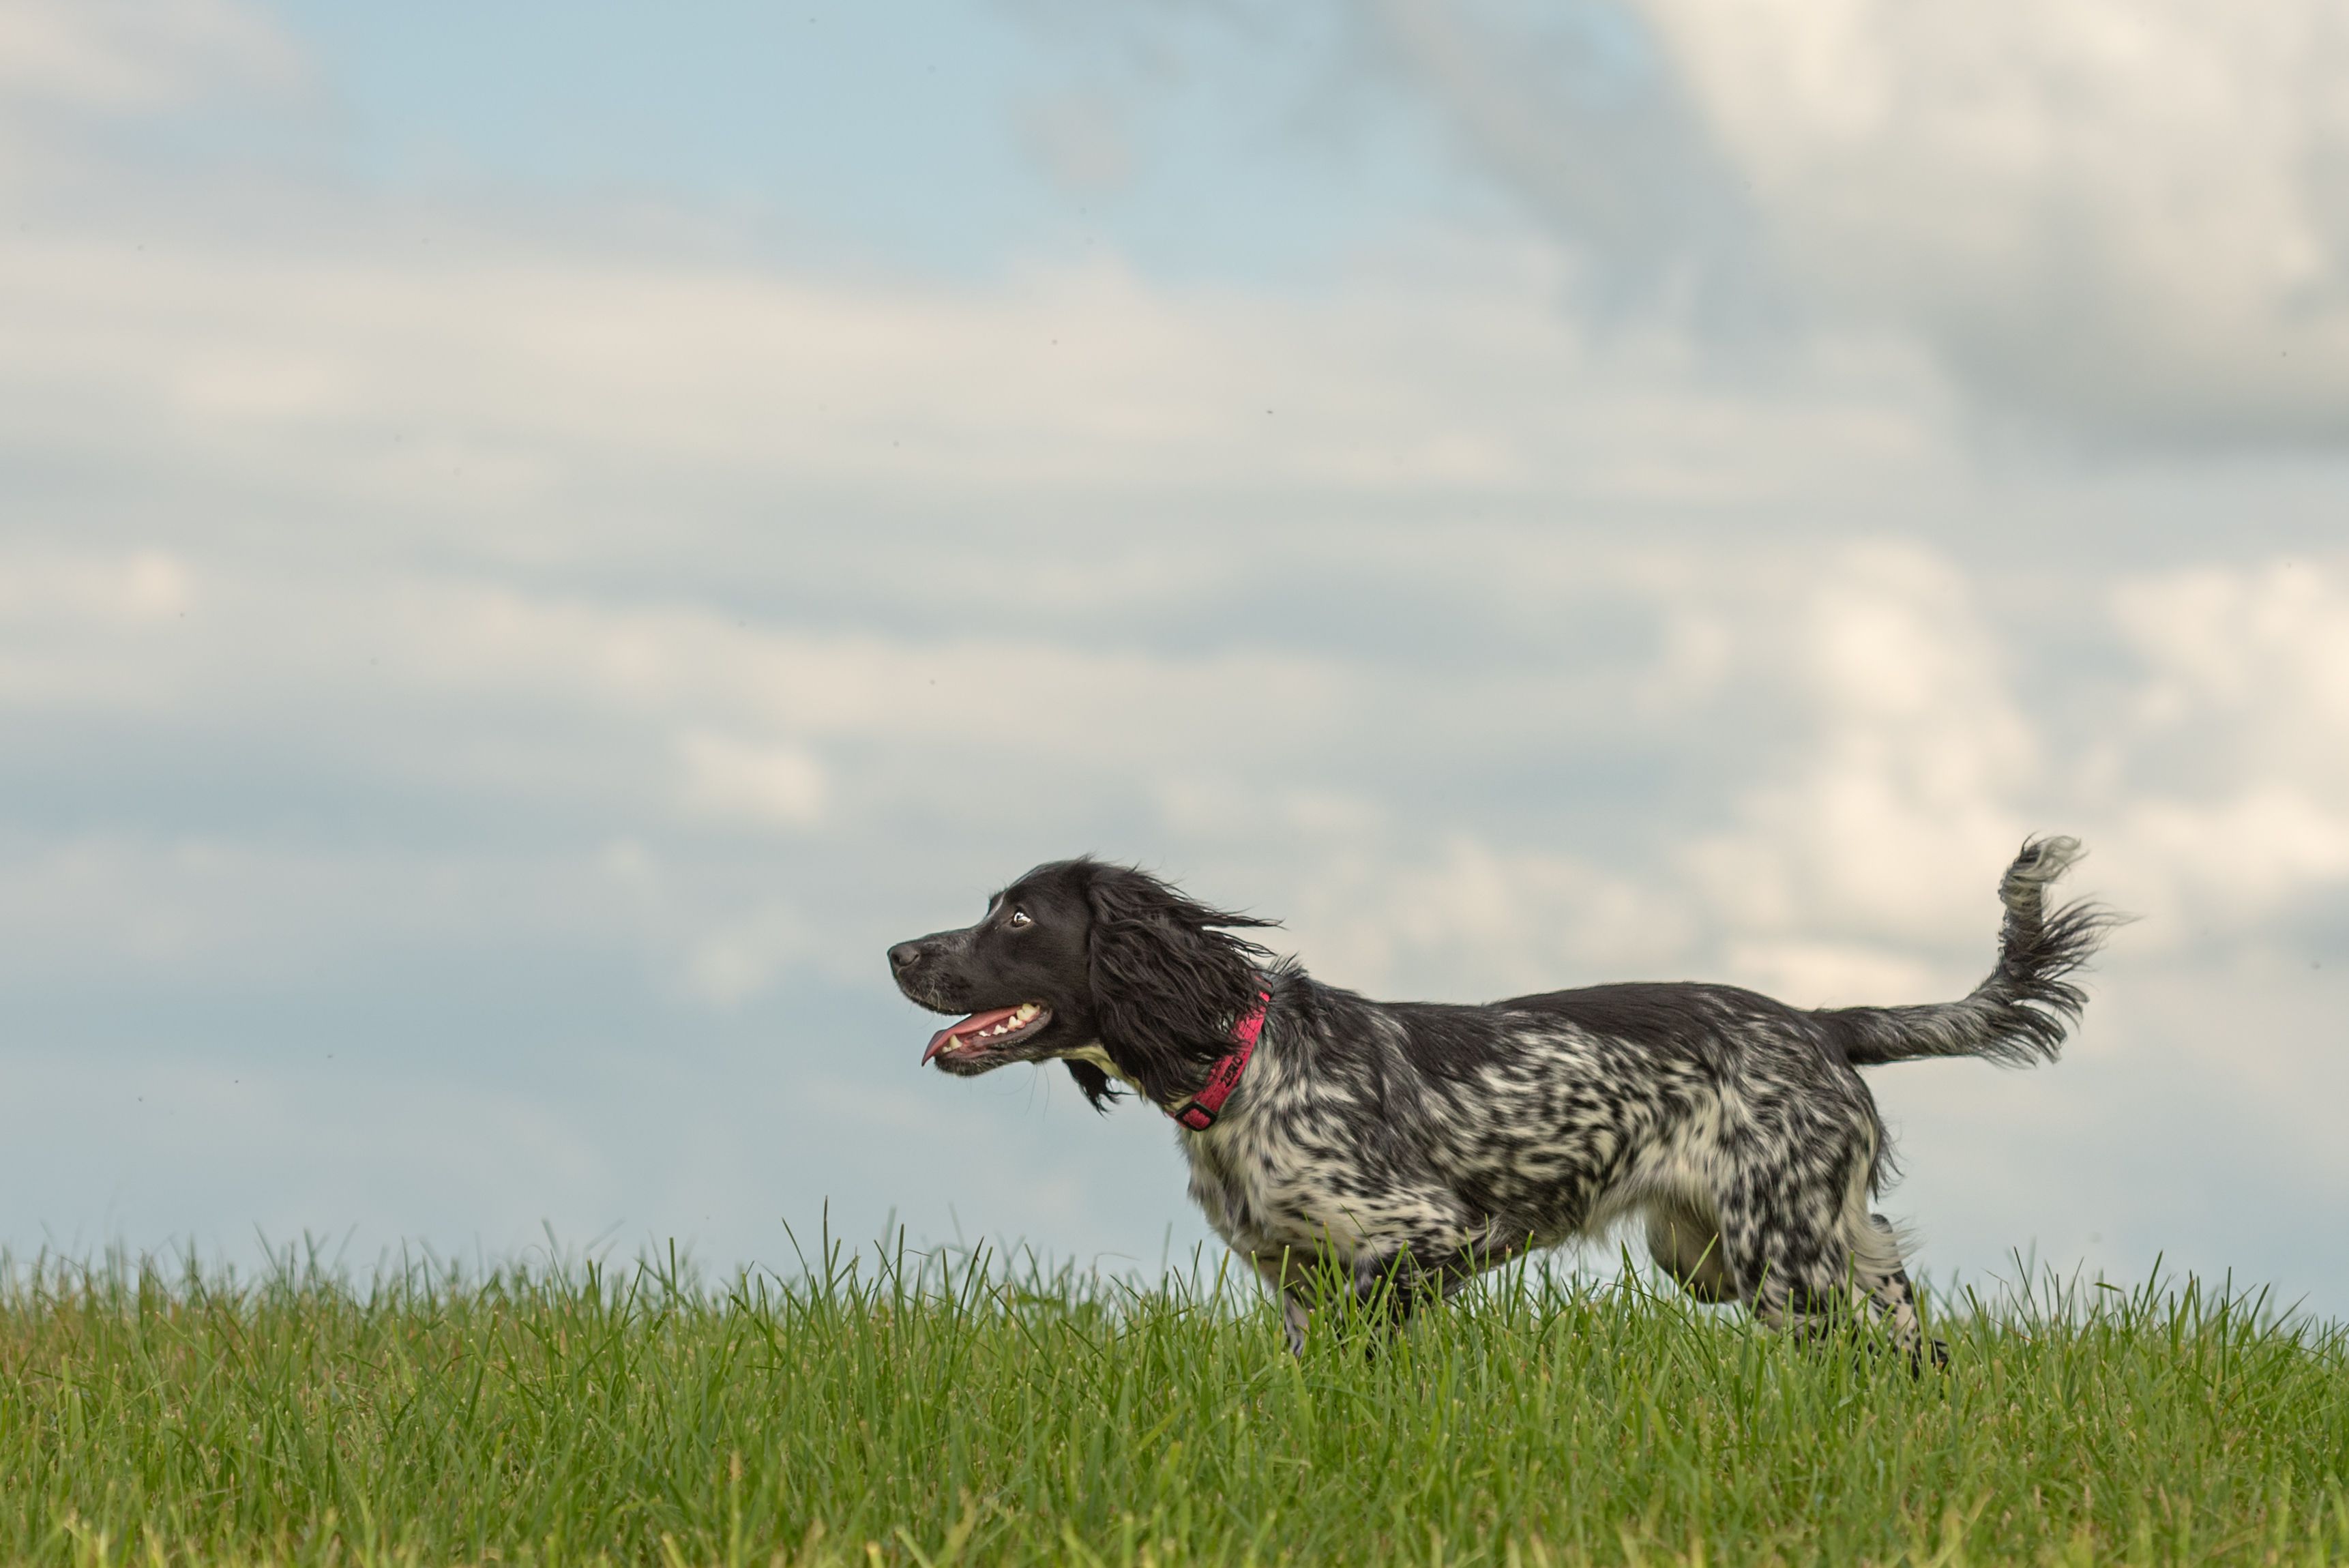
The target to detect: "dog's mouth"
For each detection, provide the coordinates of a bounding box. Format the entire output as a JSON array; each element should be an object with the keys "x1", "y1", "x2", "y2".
[{"x1": 922, "y1": 1003, "x2": 1053, "y2": 1067}]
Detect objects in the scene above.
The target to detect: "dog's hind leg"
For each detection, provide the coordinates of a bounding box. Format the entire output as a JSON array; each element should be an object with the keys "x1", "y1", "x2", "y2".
[
  {"x1": 1858, "y1": 1212, "x2": 1947, "y2": 1370},
  {"x1": 1752, "y1": 1191, "x2": 1940, "y2": 1370},
  {"x1": 1717, "y1": 1202, "x2": 1846, "y2": 1346},
  {"x1": 1715, "y1": 1124, "x2": 1897, "y2": 1353}
]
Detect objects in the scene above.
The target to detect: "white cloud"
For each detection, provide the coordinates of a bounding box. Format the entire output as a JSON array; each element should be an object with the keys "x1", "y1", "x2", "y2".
[
  {"x1": 0, "y1": 0, "x2": 295, "y2": 115},
  {"x1": 2118, "y1": 561, "x2": 2349, "y2": 741},
  {"x1": 1683, "y1": 544, "x2": 2039, "y2": 1001},
  {"x1": 0, "y1": 550, "x2": 194, "y2": 708},
  {"x1": 0, "y1": 0, "x2": 301, "y2": 192},
  {"x1": 679, "y1": 733, "x2": 828, "y2": 830},
  {"x1": 1284, "y1": 833, "x2": 1698, "y2": 998},
  {"x1": 685, "y1": 902, "x2": 814, "y2": 1007},
  {"x1": 1634, "y1": 0, "x2": 2349, "y2": 437},
  {"x1": 1358, "y1": 0, "x2": 2349, "y2": 438},
  {"x1": 0, "y1": 224, "x2": 1951, "y2": 521},
  {"x1": 2103, "y1": 558, "x2": 2349, "y2": 927}
]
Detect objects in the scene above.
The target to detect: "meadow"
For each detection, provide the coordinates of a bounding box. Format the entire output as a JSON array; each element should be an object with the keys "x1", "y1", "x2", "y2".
[{"x1": 3, "y1": 1232, "x2": 2345, "y2": 1567}]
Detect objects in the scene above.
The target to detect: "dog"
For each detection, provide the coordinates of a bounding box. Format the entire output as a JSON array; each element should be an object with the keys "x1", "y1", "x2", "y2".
[{"x1": 887, "y1": 838, "x2": 2111, "y2": 1361}]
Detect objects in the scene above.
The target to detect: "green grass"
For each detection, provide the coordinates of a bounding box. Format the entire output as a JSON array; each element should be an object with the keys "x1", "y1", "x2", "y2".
[{"x1": 3, "y1": 1234, "x2": 2346, "y2": 1567}]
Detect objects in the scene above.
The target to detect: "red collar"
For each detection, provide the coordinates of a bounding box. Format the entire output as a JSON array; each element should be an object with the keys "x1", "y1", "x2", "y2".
[{"x1": 1170, "y1": 991, "x2": 1269, "y2": 1131}]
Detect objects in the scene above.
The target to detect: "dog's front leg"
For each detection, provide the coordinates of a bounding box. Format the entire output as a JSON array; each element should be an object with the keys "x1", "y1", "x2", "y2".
[
  {"x1": 1279, "y1": 1292, "x2": 1311, "y2": 1357},
  {"x1": 1250, "y1": 1249, "x2": 1315, "y2": 1357},
  {"x1": 1252, "y1": 1243, "x2": 1436, "y2": 1355}
]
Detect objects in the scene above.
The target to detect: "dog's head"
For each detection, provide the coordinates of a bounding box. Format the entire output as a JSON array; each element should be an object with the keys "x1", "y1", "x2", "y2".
[{"x1": 887, "y1": 858, "x2": 1277, "y2": 1110}]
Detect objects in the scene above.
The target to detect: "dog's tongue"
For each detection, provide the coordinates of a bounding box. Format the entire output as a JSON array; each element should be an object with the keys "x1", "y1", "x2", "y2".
[{"x1": 922, "y1": 1006, "x2": 1021, "y2": 1064}]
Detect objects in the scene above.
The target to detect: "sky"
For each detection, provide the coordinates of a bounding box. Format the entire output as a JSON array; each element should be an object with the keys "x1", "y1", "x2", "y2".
[{"x1": 3, "y1": 0, "x2": 2347, "y2": 1313}]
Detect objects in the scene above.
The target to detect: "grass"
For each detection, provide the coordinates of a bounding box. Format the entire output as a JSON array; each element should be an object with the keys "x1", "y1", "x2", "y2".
[{"x1": 2, "y1": 1232, "x2": 2346, "y2": 1567}]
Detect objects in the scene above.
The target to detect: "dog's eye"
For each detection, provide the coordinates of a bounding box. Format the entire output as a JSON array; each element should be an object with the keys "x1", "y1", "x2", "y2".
[{"x1": 1007, "y1": 908, "x2": 1032, "y2": 928}]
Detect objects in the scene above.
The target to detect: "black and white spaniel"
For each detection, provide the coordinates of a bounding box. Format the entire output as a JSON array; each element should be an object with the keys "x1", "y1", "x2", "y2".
[{"x1": 887, "y1": 840, "x2": 2111, "y2": 1362}]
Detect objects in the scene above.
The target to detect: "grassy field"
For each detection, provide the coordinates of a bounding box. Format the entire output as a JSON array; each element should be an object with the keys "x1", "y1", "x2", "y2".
[{"x1": 3, "y1": 1234, "x2": 2345, "y2": 1567}]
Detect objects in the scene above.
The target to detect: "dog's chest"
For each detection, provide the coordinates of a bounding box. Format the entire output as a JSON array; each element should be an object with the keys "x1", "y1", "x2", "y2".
[{"x1": 1179, "y1": 1098, "x2": 1460, "y2": 1259}]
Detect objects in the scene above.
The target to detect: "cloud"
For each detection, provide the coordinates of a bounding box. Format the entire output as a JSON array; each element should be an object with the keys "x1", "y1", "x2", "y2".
[
  {"x1": 1689, "y1": 544, "x2": 2038, "y2": 975},
  {"x1": 0, "y1": 0, "x2": 301, "y2": 188},
  {"x1": 1280, "y1": 833, "x2": 1698, "y2": 998},
  {"x1": 0, "y1": 222, "x2": 1956, "y2": 527},
  {"x1": 0, "y1": 0, "x2": 294, "y2": 114},
  {"x1": 1376, "y1": 0, "x2": 2349, "y2": 440},
  {"x1": 679, "y1": 734, "x2": 828, "y2": 830},
  {"x1": 683, "y1": 900, "x2": 816, "y2": 1007},
  {"x1": 1642, "y1": 0, "x2": 2349, "y2": 439},
  {"x1": 2103, "y1": 559, "x2": 2349, "y2": 928},
  {"x1": 1369, "y1": 0, "x2": 1762, "y2": 321}
]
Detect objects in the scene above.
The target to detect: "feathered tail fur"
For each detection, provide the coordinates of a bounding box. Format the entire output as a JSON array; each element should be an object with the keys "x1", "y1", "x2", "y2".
[{"x1": 1827, "y1": 836, "x2": 2121, "y2": 1068}]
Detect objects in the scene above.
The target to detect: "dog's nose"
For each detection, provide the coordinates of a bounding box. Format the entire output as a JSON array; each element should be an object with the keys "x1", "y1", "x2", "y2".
[{"x1": 888, "y1": 942, "x2": 924, "y2": 973}]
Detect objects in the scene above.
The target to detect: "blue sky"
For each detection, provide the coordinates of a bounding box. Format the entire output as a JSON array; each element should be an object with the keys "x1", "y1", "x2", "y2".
[
  {"x1": 254, "y1": 0, "x2": 1454, "y2": 283},
  {"x1": 3, "y1": 0, "x2": 2347, "y2": 1314}
]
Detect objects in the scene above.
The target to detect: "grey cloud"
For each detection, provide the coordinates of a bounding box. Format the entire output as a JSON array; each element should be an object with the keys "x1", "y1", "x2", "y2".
[
  {"x1": 1429, "y1": 0, "x2": 2349, "y2": 441},
  {"x1": 1368, "y1": 0, "x2": 1775, "y2": 327},
  {"x1": 1058, "y1": 0, "x2": 2349, "y2": 442}
]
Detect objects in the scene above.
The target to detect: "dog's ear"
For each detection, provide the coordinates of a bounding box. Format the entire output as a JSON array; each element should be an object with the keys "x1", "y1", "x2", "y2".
[{"x1": 1083, "y1": 862, "x2": 1276, "y2": 1107}]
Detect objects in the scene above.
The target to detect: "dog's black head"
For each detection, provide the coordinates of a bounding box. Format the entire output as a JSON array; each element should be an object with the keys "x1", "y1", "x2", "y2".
[{"x1": 887, "y1": 858, "x2": 1277, "y2": 1110}]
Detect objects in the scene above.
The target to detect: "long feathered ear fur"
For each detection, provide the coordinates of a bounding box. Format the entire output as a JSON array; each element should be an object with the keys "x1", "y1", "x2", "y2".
[{"x1": 1074, "y1": 861, "x2": 1277, "y2": 1112}]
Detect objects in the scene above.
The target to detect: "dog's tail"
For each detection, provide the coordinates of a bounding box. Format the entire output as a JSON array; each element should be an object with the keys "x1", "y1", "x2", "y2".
[{"x1": 1824, "y1": 836, "x2": 2121, "y2": 1068}]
